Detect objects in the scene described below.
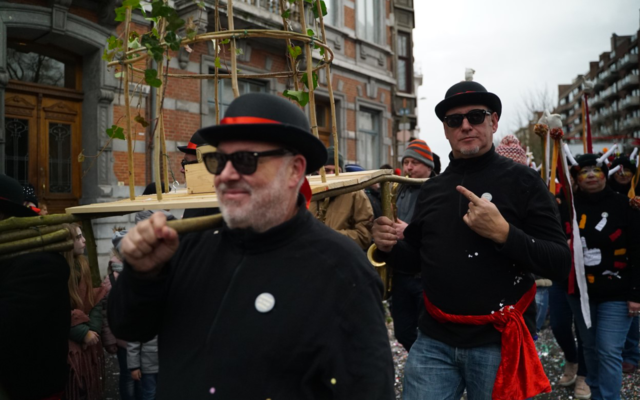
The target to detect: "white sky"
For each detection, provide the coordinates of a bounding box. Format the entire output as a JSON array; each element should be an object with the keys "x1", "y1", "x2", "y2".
[{"x1": 413, "y1": 0, "x2": 640, "y2": 170}]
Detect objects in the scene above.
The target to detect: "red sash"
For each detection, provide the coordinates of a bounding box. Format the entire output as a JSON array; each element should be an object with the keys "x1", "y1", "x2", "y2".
[{"x1": 423, "y1": 284, "x2": 550, "y2": 400}]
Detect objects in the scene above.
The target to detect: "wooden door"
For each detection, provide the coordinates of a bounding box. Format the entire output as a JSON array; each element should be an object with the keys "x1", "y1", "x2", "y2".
[{"x1": 4, "y1": 91, "x2": 82, "y2": 213}]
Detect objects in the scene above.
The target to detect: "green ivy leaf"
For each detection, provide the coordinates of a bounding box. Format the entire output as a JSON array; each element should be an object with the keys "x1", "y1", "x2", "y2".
[
  {"x1": 312, "y1": 0, "x2": 327, "y2": 18},
  {"x1": 235, "y1": 48, "x2": 244, "y2": 56},
  {"x1": 107, "y1": 35, "x2": 123, "y2": 50},
  {"x1": 114, "y1": 6, "x2": 127, "y2": 21},
  {"x1": 214, "y1": 57, "x2": 221, "y2": 69},
  {"x1": 220, "y1": 38, "x2": 230, "y2": 45},
  {"x1": 281, "y1": 9, "x2": 290, "y2": 18},
  {"x1": 164, "y1": 31, "x2": 181, "y2": 51},
  {"x1": 106, "y1": 125, "x2": 125, "y2": 140},
  {"x1": 283, "y1": 90, "x2": 309, "y2": 107},
  {"x1": 134, "y1": 113, "x2": 150, "y2": 128},
  {"x1": 122, "y1": 0, "x2": 141, "y2": 8},
  {"x1": 196, "y1": 1, "x2": 206, "y2": 10},
  {"x1": 300, "y1": 72, "x2": 318, "y2": 90},
  {"x1": 166, "y1": 17, "x2": 185, "y2": 32},
  {"x1": 144, "y1": 69, "x2": 162, "y2": 88},
  {"x1": 114, "y1": 71, "x2": 124, "y2": 78},
  {"x1": 288, "y1": 45, "x2": 302, "y2": 59},
  {"x1": 77, "y1": 150, "x2": 85, "y2": 163},
  {"x1": 307, "y1": 28, "x2": 315, "y2": 37},
  {"x1": 304, "y1": 0, "x2": 313, "y2": 3},
  {"x1": 186, "y1": 28, "x2": 197, "y2": 40},
  {"x1": 141, "y1": 33, "x2": 164, "y2": 62}
]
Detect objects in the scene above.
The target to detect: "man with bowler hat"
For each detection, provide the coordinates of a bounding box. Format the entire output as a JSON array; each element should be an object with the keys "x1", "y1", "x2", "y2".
[
  {"x1": 0, "y1": 174, "x2": 70, "y2": 400},
  {"x1": 372, "y1": 80, "x2": 571, "y2": 399},
  {"x1": 109, "y1": 93, "x2": 394, "y2": 399}
]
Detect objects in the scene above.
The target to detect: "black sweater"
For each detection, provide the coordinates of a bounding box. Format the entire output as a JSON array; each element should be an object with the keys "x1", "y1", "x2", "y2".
[
  {"x1": 567, "y1": 187, "x2": 640, "y2": 303},
  {"x1": 387, "y1": 147, "x2": 571, "y2": 348},
  {"x1": 0, "y1": 252, "x2": 70, "y2": 400},
  {"x1": 108, "y1": 201, "x2": 394, "y2": 400}
]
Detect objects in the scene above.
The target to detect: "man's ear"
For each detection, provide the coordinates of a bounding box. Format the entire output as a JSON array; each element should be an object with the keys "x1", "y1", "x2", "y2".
[
  {"x1": 491, "y1": 113, "x2": 499, "y2": 133},
  {"x1": 289, "y1": 155, "x2": 307, "y2": 188}
]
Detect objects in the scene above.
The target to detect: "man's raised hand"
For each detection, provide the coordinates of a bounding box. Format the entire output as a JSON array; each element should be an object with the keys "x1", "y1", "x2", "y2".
[
  {"x1": 457, "y1": 185, "x2": 510, "y2": 244},
  {"x1": 120, "y1": 211, "x2": 179, "y2": 274},
  {"x1": 372, "y1": 216, "x2": 398, "y2": 252}
]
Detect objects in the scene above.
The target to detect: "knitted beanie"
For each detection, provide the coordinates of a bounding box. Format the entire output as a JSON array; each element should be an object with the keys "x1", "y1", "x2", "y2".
[
  {"x1": 402, "y1": 139, "x2": 434, "y2": 168},
  {"x1": 495, "y1": 135, "x2": 527, "y2": 166},
  {"x1": 325, "y1": 146, "x2": 344, "y2": 171},
  {"x1": 610, "y1": 155, "x2": 637, "y2": 175}
]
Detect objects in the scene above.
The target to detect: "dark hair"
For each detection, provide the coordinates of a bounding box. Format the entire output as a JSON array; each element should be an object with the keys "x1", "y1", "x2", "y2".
[
  {"x1": 432, "y1": 153, "x2": 441, "y2": 175},
  {"x1": 379, "y1": 164, "x2": 393, "y2": 170}
]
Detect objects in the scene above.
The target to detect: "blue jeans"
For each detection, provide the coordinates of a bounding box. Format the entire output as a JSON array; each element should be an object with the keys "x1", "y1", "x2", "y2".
[
  {"x1": 535, "y1": 286, "x2": 549, "y2": 332},
  {"x1": 622, "y1": 316, "x2": 639, "y2": 366},
  {"x1": 568, "y1": 296, "x2": 633, "y2": 400},
  {"x1": 403, "y1": 331, "x2": 501, "y2": 400},
  {"x1": 137, "y1": 373, "x2": 157, "y2": 400},
  {"x1": 390, "y1": 273, "x2": 424, "y2": 351},
  {"x1": 117, "y1": 346, "x2": 136, "y2": 400},
  {"x1": 548, "y1": 283, "x2": 587, "y2": 376}
]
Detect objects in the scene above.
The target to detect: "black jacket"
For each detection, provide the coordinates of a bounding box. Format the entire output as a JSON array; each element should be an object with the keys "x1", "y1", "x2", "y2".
[
  {"x1": 0, "y1": 252, "x2": 70, "y2": 400},
  {"x1": 565, "y1": 187, "x2": 640, "y2": 303},
  {"x1": 109, "y1": 200, "x2": 394, "y2": 400},
  {"x1": 387, "y1": 147, "x2": 571, "y2": 348}
]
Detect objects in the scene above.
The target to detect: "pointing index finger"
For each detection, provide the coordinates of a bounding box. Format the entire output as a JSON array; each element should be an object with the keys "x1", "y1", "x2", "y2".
[{"x1": 456, "y1": 185, "x2": 482, "y2": 205}]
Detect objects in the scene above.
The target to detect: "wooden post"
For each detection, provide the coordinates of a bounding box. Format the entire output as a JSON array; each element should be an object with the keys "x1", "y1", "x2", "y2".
[
  {"x1": 227, "y1": 0, "x2": 240, "y2": 98},
  {"x1": 123, "y1": 7, "x2": 136, "y2": 200},
  {"x1": 280, "y1": 0, "x2": 300, "y2": 92},
  {"x1": 298, "y1": 0, "x2": 326, "y2": 183},
  {"x1": 315, "y1": 0, "x2": 338, "y2": 176},
  {"x1": 82, "y1": 219, "x2": 101, "y2": 288},
  {"x1": 154, "y1": 19, "x2": 166, "y2": 201},
  {"x1": 214, "y1": 0, "x2": 221, "y2": 123}
]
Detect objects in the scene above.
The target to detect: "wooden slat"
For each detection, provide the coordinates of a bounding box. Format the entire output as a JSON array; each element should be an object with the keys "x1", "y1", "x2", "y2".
[{"x1": 65, "y1": 170, "x2": 394, "y2": 216}]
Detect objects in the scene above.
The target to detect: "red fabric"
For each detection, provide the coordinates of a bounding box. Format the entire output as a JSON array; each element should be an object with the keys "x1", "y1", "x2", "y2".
[
  {"x1": 220, "y1": 117, "x2": 281, "y2": 125},
  {"x1": 614, "y1": 261, "x2": 627, "y2": 269},
  {"x1": 423, "y1": 285, "x2": 550, "y2": 400},
  {"x1": 187, "y1": 142, "x2": 197, "y2": 149},
  {"x1": 610, "y1": 229, "x2": 622, "y2": 242},
  {"x1": 300, "y1": 178, "x2": 312, "y2": 209}
]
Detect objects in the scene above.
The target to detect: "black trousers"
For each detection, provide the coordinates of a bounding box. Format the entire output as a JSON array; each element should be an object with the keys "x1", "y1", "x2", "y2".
[{"x1": 390, "y1": 272, "x2": 424, "y2": 352}]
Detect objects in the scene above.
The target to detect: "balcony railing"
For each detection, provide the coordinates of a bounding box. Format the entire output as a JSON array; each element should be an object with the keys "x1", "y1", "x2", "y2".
[
  {"x1": 621, "y1": 117, "x2": 640, "y2": 130},
  {"x1": 237, "y1": 0, "x2": 281, "y2": 14},
  {"x1": 618, "y1": 74, "x2": 640, "y2": 91},
  {"x1": 601, "y1": 85, "x2": 618, "y2": 100},
  {"x1": 618, "y1": 54, "x2": 639, "y2": 70},
  {"x1": 589, "y1": 93, "x2": 604, "y2": 108},
  {"x1": 620, "y1": 96, "x2": 640, "y2": 110}
]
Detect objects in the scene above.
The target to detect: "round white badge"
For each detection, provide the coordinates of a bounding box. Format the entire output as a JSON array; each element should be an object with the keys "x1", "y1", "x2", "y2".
[
  {"x1": 481, "y1": 193, "x2": 493, "y2": 202},
  {"x1": 601, "y1": 212, "x2": 608, "y2": 218},
  {"x1": 255, "y1": 293, "x2": 275, "y2": 313}
]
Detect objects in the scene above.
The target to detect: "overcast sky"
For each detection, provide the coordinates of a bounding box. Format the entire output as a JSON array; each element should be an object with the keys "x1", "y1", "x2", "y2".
[{"x1": 413, "y1": 0, "x2": 640, "y2": 170}]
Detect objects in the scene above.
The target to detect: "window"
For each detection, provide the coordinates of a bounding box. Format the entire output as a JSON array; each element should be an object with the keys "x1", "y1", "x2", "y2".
[
  {"x1": 397, "y1": 32, "x2": 412, "y2": 93},
  {"x1": 357, "y1": 0, "x2": 382, "y2": 44},
  {"x1": 6, "y1": 42, "x2": 78, "y2": 89},
  {"x1": 324, "y1": 0, "x2": 337, "y2": 26},
  {"x1": 357, "y1": 108, "x2": 380, "y2": 169},
  {"x1": 205, "y1": 74, "x2": 267, "y2": 126},
  {"x1": 316, "y1": 100, "x2": 333, "y2": 146}
]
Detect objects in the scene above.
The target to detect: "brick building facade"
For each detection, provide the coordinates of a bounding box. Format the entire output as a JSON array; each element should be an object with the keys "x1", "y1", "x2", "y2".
[{"x1": 0, "y1": 0, "x2": 419, "y2": 273}]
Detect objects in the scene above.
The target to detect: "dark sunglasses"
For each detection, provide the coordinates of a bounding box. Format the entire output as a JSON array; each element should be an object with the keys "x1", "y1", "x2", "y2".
[
  {"x1": 443, "y1": 109, "x2": 492, "y2": 128},
  {"x1": 203, "y1": 149, "x2": 294, "y2": 175},
  {"x1": 181, "y1": 159, "x2": 199, "y2": 168}
]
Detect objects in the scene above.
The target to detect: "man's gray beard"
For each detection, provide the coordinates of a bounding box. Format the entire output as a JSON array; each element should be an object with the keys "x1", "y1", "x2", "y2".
[
  {"x1": 218, "y1": 163, "x2": 292, "y2": 233},
  {"x1": 460, "y1": 146, "x2": 480, "y2": 156}
]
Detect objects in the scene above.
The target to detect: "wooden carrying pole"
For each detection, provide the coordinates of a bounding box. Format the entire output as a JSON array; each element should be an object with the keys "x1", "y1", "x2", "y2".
[{"x1": 280, "y1": 0, "x2": 300, "y2": 92}]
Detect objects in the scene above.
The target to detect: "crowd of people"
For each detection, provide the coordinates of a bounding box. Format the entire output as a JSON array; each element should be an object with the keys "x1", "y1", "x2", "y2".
[{"x1": 0, "y1": 80, "x2": 638, "y2": 400}]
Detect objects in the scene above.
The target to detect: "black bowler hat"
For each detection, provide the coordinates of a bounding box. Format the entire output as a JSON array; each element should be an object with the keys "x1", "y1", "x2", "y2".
[
  {"x1": 198, "y1": 93, "x2": 327, "y2": 174},
  {"x1": 435, "y1": 81, "x2": 502, "y2": 121},
  {"x1": 0, "y1": 174, "x2": 38, "y2": 217},
  {"x1": 178, "y1": 131, "x2": 206, "y2": 155}
]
